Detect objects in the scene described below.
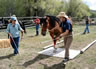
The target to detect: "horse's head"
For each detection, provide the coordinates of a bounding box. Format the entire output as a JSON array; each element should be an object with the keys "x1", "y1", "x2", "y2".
[
  {"x1": 40, "y1": 15, "x2": 60, "y2": 36},
  {"x1": 40, "y1": 17, "x2": 48, "y2": 36}
]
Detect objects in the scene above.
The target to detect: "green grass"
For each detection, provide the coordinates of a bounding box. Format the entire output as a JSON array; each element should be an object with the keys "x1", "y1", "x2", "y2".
[{"x1": 0, "y1": 25, "x2": 96, "y2": 69}]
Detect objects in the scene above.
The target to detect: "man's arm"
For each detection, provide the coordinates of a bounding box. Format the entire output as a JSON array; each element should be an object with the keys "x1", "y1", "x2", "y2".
[
  {"x1": 56, "y1": 30, "x2": 69, "y2": 40},
  {"x1": 49, "y1": 22, "x2": 59, "y2": 32}
]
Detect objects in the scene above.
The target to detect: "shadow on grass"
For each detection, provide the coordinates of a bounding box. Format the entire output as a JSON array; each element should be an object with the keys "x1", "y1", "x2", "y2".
[
  {"x1": 23, "y1": 54, "x2": 51, "y2": 67},
  {"x1": 0, "y1": 54, "x2": 14, "y2": 60},
  {"x1": 28, "y1": 35, "x2": 37, "y2": 37},
  {"x1": 40, "y1": 62, "x2": 66, "y2": 69}
]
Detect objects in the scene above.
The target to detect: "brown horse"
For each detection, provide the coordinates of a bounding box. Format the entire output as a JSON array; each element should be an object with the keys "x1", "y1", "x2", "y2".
[{"x1": 40, "y1": 15, "x2": 62, "y2": 52}]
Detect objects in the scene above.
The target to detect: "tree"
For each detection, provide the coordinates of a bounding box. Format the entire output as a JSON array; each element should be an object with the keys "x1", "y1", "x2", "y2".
[
  {"x1": 0, "y1": 0, "x2": 16, "y2": 16},
  {"x1": 90, "y1": 11, "x2": 96, "y2": 18},
  {"x1": 66, "y1": 0, "x2": 91, "y2": 18},
  {"x1": 0, "y1": 0, "x2": 91, "y2": 17}
]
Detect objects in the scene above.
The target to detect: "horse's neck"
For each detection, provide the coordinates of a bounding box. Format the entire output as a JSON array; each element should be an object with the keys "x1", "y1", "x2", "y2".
[
  {"x1": 48, "y1": 22, "x2": 62, "y2": 34},
  {"x1": 48, "y1": 26, "x2": 53, "y2": 30},
  {"x1": 48, "y1": 22, "x2": 61, "y2": 29}
]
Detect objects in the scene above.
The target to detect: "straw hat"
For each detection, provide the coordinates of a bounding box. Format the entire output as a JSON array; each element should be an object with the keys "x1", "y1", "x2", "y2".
[{"x1": 57, "y1": 12, "x2": 68, "y2": 19}]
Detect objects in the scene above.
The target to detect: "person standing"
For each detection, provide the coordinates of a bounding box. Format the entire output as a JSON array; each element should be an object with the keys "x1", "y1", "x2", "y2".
[
  {"x1": 56, "y1": 12, "x2": 73, "y2": 62},
  {"x1": 34, "y1": 18, "x2": 40, "y2": 36},
  {"x1": 6, "y1": 17, "x2": 24, "y2": 56},
  {"x1": 83, "y1": 16, "x2": 90, "y2": 34}
]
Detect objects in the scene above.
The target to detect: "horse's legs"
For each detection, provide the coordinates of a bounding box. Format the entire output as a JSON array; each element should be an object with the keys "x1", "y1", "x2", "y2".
[
  {"x1": 53, "y1": 37, "x2": 57, "y2": 53},
  {"x1": 53, "y1": 37, "x2": 56, "y2": 48},
  {"x1": 50, "y1": 33, "x2": 57, "y2": 53}
]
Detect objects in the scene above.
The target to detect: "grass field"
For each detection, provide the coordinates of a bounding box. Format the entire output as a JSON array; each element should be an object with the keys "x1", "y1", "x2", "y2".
[{"x1": 0, "y1": 25, "x2": 96, "y2": 69}]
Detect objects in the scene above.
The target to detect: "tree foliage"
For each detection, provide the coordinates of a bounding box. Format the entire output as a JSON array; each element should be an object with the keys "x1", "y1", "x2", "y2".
[
  {"x1": 0, "y1": 0, "x2": 92, "y2": 18},
  {"x1": 66, "y1": 0, "x2": 91, "y2": 18}
]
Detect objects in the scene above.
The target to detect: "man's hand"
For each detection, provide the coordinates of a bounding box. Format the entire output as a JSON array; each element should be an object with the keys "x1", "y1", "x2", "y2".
[
  {"x1": 56, "y1": 34, "x2": 63, "y2": 40},
  {"x1": 49, "y1": 29, "x2": 54, "y2": 33},
  {"x1": 56, "y1": 36, "x2": 60, "y2": 40}
]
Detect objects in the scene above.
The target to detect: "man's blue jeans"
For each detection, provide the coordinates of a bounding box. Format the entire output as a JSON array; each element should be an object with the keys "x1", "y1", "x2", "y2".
[
  {"x1": 10, "y1": 37, "x2": 20, "y2": 54},
  {"x1": 36, "y1": 24, "x2": 40, "y2": 35},
  {"x1": 84, "y1": 24, "x2": 89, "y2": 33}
]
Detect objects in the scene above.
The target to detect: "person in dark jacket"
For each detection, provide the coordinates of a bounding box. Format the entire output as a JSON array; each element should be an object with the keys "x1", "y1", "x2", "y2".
[
  {"x1": 56, "y1": 12, "x2": 73, "y2": 62},
  {"x1": 83, "y1": 16, "x2": 90, "y2": 34}
]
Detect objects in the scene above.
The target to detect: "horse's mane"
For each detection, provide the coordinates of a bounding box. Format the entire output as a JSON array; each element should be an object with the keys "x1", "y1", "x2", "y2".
[
  {"x1": 39, "y1": 17, "x2": 46, "y2": 25},
  {"x1": 46, "y1": 15, "x2": 60, "y2": 27}
]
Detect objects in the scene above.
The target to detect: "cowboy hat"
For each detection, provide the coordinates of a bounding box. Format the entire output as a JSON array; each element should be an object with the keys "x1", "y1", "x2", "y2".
[{"x1": 57, "y1": 12, "x2": 68, "y2": 19}]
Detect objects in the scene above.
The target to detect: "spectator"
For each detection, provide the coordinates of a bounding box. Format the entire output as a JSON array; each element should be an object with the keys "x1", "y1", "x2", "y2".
[
  {"x1": 34, "y1": 18, "x2": 40, "y2": 36},
  {"x1": 83, "y1": 16, "x2": 90, "y2": 34}
]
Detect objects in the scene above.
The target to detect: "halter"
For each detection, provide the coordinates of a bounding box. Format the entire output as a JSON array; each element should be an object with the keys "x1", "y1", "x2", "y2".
[
  {"x1": 42, "y1": 17, "x2": 57, "y2": 47},
  {"x1": 42, "y1": 22, "x2": 49, "y2": 31}
]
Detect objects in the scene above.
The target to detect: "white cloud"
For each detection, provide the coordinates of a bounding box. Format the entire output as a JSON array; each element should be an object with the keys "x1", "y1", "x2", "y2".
[{"x1": 83, "y1": 0, "x2": 96, "y2": 10}]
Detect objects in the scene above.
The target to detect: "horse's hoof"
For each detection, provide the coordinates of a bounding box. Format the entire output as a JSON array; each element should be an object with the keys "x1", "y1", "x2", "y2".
[{"x1": 53, "y1": 48, "x2": 57, "y2": 53}]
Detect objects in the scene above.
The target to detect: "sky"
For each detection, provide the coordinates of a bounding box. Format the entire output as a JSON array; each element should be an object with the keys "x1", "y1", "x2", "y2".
[{"x1": 83, "y1": 0, "x2": 96, "y2": 10}]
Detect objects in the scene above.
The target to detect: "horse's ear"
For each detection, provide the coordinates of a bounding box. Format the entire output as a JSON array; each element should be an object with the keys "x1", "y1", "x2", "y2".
[
  {"x1": 39, "y1": 18, "x2": 45, "y2": 25},
  {"x1": 39, "y1": 18, "x2": 42, "y2": 24}
]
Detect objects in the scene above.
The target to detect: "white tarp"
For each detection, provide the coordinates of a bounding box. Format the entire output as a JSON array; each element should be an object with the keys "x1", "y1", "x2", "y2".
[{"x1": 38, "y1": 47, "x2": 80, "y2": 59}]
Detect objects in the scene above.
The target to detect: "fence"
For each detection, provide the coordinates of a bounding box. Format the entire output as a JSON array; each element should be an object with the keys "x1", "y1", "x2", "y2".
[
  {"x1": 0, "y1": 17, "x2": 96, "y2": 29},
  {"x1": 0, "y1": 17, "x2": 43, "y2": 29}
]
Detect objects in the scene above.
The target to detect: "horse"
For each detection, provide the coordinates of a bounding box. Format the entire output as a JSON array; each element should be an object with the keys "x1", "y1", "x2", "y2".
[
  {"x1": 19, "y1": 20, "x2": 26, "y2": 34},
  {"x1": 40, "y1": 15, "x2": 62, "y2": 52}
]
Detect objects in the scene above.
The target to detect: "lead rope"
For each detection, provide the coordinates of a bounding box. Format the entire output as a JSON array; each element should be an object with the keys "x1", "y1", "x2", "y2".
[{"x1": 9, "y1": 35, "x2": 19, "y2": 54}]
